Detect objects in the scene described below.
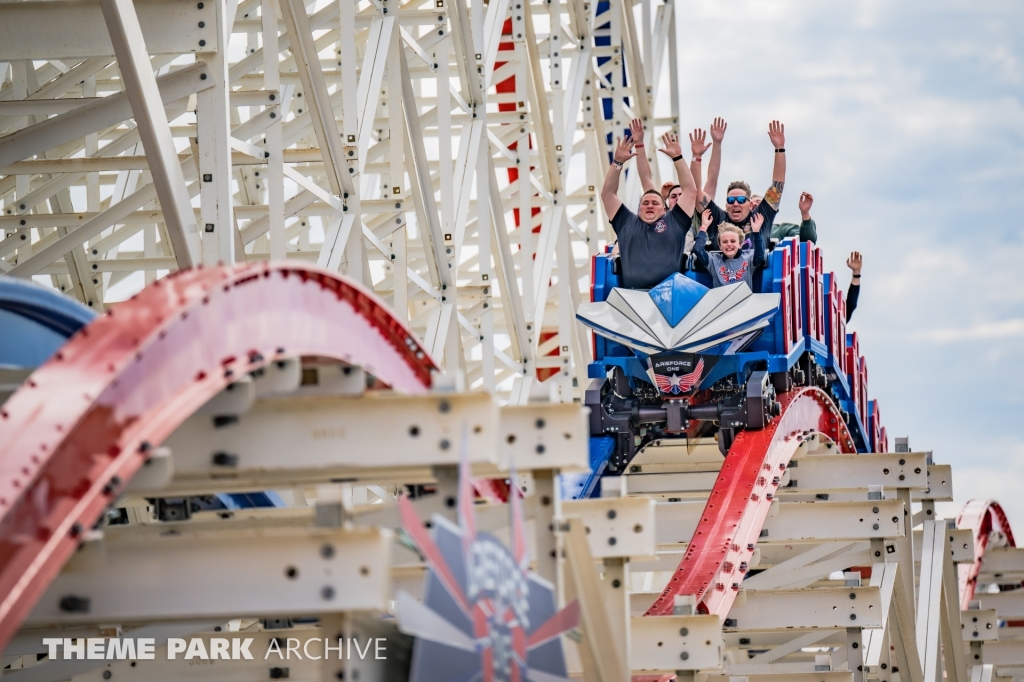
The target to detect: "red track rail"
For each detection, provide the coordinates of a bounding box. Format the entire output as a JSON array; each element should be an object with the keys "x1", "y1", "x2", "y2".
[
  {"x1": 0, "y1": 262, "x2": 435, "y2": 651},
  {"x1": 645, "y1": 387, "x2": 855, "y2": 617},
  {"x1": 957, "y1": 499, "x2": 1017, "y2": 610}
]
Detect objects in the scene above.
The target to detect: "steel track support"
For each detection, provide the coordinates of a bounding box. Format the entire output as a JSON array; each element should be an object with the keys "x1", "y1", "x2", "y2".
[{"x1": 98, "y1": 0, "x2": 200, "y2": 269}]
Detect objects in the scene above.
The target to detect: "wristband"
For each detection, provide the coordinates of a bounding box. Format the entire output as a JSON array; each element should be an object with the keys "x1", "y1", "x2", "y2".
[
  {"x1": 852, "y1": 274, "x2": 861, "y2": 279},
  {"x1": 634, "y1": 143, "x2": 644, "y2": 148},
  {"x1": 671, "y1": 154, "x2": 683, "y2": 162},
  {"x1": 774, "y1": 148, "x2": 785, "y2": 153},
  {"x1": 611, "y1": 160, "x2": 623, "y2": 169},
  {"x1": 693, "y1": 157, "x2": 702, "y2": 162}
]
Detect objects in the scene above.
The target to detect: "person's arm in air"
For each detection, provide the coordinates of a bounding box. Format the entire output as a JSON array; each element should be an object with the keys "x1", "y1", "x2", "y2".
[
  {"x1": 601, "y1": 136, "x2": 635, "y2": 226},
  {"x1": 845, "y1": 251, "x2": 862, "y2": 322},
  {"x1": 750, "y1": 214, "x2": 766, "y2": 268},
  {"x1": 704, "y1": 117, "x2": 726, "y2": 202},
  {"x1": 658, "y1": 132, "x2": 697, "y2": 217},
  {"x1": 689, "y1": 128, "x2": 710, "y2": 204},
  {"x1": 629, "y1": 118, "x2": 657, "y2": 194},
  {"x1": 798, "y1": 192, "x2": 818, "y2": 243},
  {"x1": 692, "y1": 209, "x2": 713, "y2": 270},
  {"x1": 762, "y1": 120, "x2": 786, "y2": 212},
  {"x1": 660, "y1": 182, "x2": 676, "y2": 201}
]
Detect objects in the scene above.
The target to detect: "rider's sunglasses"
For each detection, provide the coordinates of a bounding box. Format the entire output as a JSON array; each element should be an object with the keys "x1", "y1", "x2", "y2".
[{"x1": 726, "y1": 196, "x2": 749, "y2": 205}]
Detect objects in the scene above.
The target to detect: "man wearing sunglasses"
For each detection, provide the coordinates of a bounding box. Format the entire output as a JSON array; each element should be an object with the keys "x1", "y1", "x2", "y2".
[
  {"x1": 696, "y1": 120, "x2": 787, "y2": 254},
  {"x1": 601, "y1": 132, "x2": 698, "y2": 289}
]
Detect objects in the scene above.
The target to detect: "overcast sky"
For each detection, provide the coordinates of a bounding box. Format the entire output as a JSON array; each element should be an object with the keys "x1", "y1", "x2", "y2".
[{"x1": 660, "y1": 0, "x2": 1024, "y2": 525}]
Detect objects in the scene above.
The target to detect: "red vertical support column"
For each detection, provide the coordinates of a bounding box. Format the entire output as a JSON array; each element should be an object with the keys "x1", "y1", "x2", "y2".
[
  {"x1": 800, "y1": 242, "x2": 818, "y2": 343},
  {"x1": 774, "y1": 247, "x2": 792, "y2": 356},
  {"x1": 813, "y1": 248, "x2": 824, "y2": 344},
  {"x1": 787, "y1": 241, "x2": 803, "y2": 350},
  {"x1": 858, "y1": 356, "x2": 869, "y2": 431},
  {"x1": 868, "y1": 399, "x2": 882, "y2": 453},
  {"x1": 837, "y1": 296, "x2": 847, "y2": 374},
  {"x1": 846, "y1": 332, "x2": 860, "y2": 419},
  {"x1": 823, "y1": 273, "x2": 846, "y2": 375}
]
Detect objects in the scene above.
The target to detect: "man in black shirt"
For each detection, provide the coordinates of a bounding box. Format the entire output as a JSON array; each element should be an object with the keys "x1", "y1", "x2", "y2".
[
  {"x1": 698, "y1": 120, "x2": 787, "y2": 253},
  {"x1": 601, "y1": 132, "x2": 698, "y2": 289}
]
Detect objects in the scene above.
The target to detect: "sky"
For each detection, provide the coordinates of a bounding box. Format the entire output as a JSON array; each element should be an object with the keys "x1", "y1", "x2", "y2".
[{"x1": 661, "y1": 0, "x2": 1024, "y2": 525}]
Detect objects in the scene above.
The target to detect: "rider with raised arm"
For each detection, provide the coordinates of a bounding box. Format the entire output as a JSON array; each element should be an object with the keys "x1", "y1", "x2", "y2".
[
  {"x1": 846, "y1": 251, "x2": 862, "y2": 322},
  {"x1": 770, "y1": 191, "x2": 818, "y2": 244},
  {"x1": 658, "y1": 118, "x2": 727, "y2": 211},
  {"x1": 697, "y1": 121, "x2": 787, "y2": 253},
  {"x1": 688, "y1": 117, "x2": 726, "y2": 207},
  {"x1": 601, "y1": 131, "x2": 698, "y2": 289},
  {"x1": 629, "y1": 118, "x2": 660, "y2": 197},
  {"x1": 693, "y1": 209, "x2": 766, "y2": 289}
]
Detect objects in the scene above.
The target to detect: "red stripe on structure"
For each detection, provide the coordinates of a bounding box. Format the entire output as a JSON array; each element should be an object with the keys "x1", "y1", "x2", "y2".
[
  {"x1": 399, "y1": 495, "x2": 471, "y2": 615},
  {"x1": 527, "y1": 599, "x2": 580, "y2": 649},
  {"x1": 787, "y1": 240, "x2": 803, "y2": 347}
]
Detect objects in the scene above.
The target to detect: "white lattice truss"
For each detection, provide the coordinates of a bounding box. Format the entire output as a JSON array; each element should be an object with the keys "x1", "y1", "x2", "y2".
[{"x1": 0, "y1": 0, "x2": 684, "y2": 402}]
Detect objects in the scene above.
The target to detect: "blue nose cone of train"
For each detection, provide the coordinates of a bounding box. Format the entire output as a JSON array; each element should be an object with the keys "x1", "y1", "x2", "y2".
[{"x1": 647, "y1": 273, "x2": 710, "y2": 327}]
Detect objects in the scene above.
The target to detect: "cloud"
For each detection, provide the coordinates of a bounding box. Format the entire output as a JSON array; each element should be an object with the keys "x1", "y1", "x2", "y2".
[
  {"x1": 952, "y1": 461, "x2": 1024, "y2": 530},
  {"x1": 668, "y1": 0, "x2": 1024, "y2": 527},
  {"x1": 914, "y1": 319, "x2": 1024, "y2": 343}
]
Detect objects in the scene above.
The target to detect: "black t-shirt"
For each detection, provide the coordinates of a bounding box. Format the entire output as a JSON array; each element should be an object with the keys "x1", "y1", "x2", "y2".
[
  {"x1": 704, "y1": 197, "x2": 779, "y2": 252},
  {"x1": 610, "y1": 203, "x2": 693, "y2": 289}
]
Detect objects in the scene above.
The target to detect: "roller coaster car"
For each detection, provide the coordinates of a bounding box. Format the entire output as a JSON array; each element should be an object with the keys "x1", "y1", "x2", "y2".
[{"x1": 578, "y1": 238, "x2": 878, "y2": 477}]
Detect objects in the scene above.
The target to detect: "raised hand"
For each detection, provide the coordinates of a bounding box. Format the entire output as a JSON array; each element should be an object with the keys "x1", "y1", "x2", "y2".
[
  {"x1": 661, "y1": 181, "x2": 676, "y2": 196},
  {"x1": 798, "y1": 191, "x2": 813, "y2": 215},
  {"x1": 710, "y1": 117, "x2": 727, "y2": 143},
  {"x1": 658, "y1": 132, "x2": 683, "y2": 160},
  {"x1": 700, "y1": 209, "x2": 713, "y2": 232},
  {"x1": 613, "y1": 136, "x2": 637, "y2": 163},
  {"x1": 629, "y1": 118, "x2": 645, "y2": 144},
  {"x1": 690, "y1": 128, "x2": 711, "y2": 158},
  {"x1": 750, "y1": 213, "x2": 765, "y2": 233},
  {"x1": 768, "y1": 120, "x2": 785, "y2": 149},
  {"x1": 847, "y1": 251, "x2": 862, "y2": 275}
]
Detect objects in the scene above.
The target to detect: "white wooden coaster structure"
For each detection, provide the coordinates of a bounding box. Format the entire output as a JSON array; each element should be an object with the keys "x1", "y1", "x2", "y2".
[
  {"x1": 5, "y1": 353, "x2": 1024, "y2": 682},
  {"x1": 2, "y1": 352, "x2": 595, "y2": 679},
  {"x1": 0, "y1": 0, "x2": 685, "y2": 403},
  {"x1": 554, "y1": 433, "x2": 995, "y2": 681},
  {"x1": 5, "y1": 0, "x2": 1024, "y2": 680}
]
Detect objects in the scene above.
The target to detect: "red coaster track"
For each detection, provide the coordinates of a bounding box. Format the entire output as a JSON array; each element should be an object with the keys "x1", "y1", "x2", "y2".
[
  {"x1": 645, "y1": 386, "x2": 856, "y2": 617},
  {"x1": 0, "y1": 262, "x2": 435, "y2": 652},
  {"x1": 958, "y1": 499, "x2": 1017, "y2": 610}
]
